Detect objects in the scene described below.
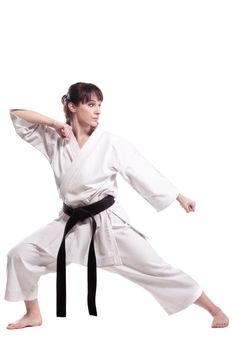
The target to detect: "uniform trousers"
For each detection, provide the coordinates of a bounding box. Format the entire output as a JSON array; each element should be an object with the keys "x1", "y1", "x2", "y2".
[{"x1": 5, "y1": 211, "x2": 202, "y2": 315}]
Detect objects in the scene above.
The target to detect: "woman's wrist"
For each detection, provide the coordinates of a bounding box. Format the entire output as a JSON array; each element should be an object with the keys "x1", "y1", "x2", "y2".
[
  {"x1": 50, "y1": 119, "x2": 59, "y2": 129},
  {"x1": 50, "y1": 119, "x2": 66, "y2": 129}
]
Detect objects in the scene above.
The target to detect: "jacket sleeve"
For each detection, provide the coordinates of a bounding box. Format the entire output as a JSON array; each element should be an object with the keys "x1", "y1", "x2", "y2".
[
  {"x1": 112, "y1": 135, "x2": 179, "y2": 212},
  {"x1": 10, "y1": 109, "x2": 59, "y2": 162}
]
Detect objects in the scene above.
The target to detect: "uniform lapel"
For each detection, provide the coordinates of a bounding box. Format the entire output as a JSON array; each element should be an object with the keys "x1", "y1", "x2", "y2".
[
  {"x1": 68, "y1": 130, "x2": 81, "y2": 155},
  {"x1": 59, "y1": 125, "x2": 104, "y2": 197}
]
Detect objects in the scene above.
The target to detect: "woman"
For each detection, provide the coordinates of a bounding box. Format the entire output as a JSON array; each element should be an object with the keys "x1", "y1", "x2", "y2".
[{"x1": 5, "y1": 82, "x2": 229, "y2": 329}]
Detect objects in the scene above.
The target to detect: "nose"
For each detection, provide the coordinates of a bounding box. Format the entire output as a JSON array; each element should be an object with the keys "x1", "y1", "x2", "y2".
[{"x1": 95, "y1": 106, "x2": 101, "y2": 115}]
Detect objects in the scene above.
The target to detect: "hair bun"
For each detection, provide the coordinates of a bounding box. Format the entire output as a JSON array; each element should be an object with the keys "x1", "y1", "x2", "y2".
[{"x1": 61, "y1": 94, "x2": 69, "y2": 105}]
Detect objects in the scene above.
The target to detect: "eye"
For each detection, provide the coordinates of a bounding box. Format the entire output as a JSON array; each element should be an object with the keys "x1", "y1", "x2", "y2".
[{"x1": 88, "y1": 103, "x2": 94, "y2": 107}]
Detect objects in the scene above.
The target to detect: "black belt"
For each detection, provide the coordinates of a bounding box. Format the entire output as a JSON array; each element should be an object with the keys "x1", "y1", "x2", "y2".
[{"x1": 56, "y1": 195, "x2": 115, "y2": 317}]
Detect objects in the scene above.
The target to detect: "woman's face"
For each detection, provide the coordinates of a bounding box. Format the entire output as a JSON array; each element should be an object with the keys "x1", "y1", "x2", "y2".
[{"x1": 69, "y1": 93, "x2": 102, "y2": 128}]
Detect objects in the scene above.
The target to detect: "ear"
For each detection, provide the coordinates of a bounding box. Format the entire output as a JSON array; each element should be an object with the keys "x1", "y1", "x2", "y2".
[{"x1": 67, "y1": 102, "x2": 77, "y2": 113}]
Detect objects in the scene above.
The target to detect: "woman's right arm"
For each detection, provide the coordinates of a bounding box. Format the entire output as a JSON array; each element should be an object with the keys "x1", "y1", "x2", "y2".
[
  {"x1": 10, "y1": 109, "x2": 58, "y2": 128},
  {"x1": 10, "y1": 109, "x2": 72, "y2": 140},
  {"x1": 9, "y1": 109, "x2": 73, "y2": 161}
]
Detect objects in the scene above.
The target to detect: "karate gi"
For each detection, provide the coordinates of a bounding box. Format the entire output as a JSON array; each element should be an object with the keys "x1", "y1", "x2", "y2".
[{"x1": 5, "y1": 110, "x2": 202, "y2": 315}]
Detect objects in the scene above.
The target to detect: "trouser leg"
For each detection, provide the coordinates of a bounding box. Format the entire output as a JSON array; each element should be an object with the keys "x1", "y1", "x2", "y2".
[
  {"x1": 102, "y1": 214, "x2": 202, "y2": 314},
  {"x1": 5, "y1": 242, "x2": 57, "y2": 301}
]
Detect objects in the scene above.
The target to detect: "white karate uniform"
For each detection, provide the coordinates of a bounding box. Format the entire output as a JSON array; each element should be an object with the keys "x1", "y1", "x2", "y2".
[{"x1": 5, "y1": 110, "x2": 202, "y2": 314}]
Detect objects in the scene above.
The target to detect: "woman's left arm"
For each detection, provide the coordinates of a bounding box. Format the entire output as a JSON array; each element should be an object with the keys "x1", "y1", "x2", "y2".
[{"x1": 176, "y1": 193, "x2": 196, "y2": 213}]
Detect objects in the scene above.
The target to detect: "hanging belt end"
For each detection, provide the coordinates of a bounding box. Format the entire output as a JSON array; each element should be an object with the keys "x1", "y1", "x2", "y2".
[{"x1": 56, "y1": 309, "x2": 67, "y2": 317}]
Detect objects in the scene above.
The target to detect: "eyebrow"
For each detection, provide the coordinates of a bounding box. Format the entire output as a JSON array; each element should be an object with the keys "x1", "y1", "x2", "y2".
[{"x1": 88, "y1": 100, "x2": 102, "y2": 103}]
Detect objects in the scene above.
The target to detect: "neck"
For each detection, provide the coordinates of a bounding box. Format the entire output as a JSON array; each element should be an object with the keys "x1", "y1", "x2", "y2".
[{"x1": 72, "y1": 119, "x2": 95, "y2": 138}]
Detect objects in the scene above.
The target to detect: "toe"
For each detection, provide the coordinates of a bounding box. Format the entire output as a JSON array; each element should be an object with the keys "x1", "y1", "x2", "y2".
[{"x1": 7, "y1": 323, "x2": 18, "y2": 329}]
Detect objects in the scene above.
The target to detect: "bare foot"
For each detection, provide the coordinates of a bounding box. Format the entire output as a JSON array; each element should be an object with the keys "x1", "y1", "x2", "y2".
[
  {"x1": 6, "y1": 314, "x2": 42, "y2": 330},
  {"x1": 211, "y1": 309, "x2": 229, "y2": 328}
]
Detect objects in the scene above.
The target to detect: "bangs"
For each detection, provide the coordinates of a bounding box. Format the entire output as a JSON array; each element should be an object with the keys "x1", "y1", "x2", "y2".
[
  {"x1": 68, "y1": 82, "x2": 104, "y2": 106},
  {"x1": 80, "y1": 85, "x2": 103, "y2": 104}
]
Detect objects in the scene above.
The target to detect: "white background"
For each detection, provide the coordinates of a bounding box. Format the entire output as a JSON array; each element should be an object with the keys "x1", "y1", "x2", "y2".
[{"x1": 0, "y1": 0, "x2": 232, "y2": 348}]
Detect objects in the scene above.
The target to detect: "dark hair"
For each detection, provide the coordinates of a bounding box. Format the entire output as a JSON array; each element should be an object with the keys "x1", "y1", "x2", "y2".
[{"x1": 61, "y1": 82, "x2": 103, "y2": 125}]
